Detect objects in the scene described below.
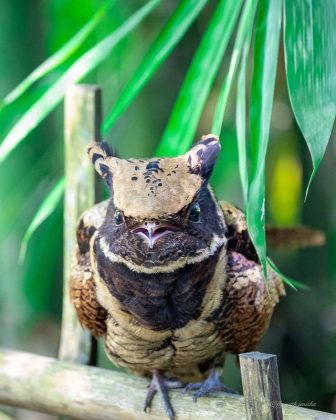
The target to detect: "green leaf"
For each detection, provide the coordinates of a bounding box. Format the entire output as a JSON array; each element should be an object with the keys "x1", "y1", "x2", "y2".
[
  {"x1": 267, "y1": 257, "x2": 310, "y2": 291},
  {"x1": 235, "y1": 40, "x2": 250, "y2": 204},
  {"x1": 1, "y1": 1, "x2": 114, "y2": 109},
  {"x1": 19, "y1": 177, "x2": 65, "y2": 263},
  {"x1": 0, "y1": 0, "x2": 161, "y2": 164},
  {"x1": 247, "y1": 0, "x2": 282, "y2": 276},
  {"x1": 212, "y1": 0, "x2": 258, "y2": 137},
  {"x1": 156, "y1": 0, "x2": 243, "y2": 156},
  {"x1": 284, "y1": 0, "x2": 336, "y2": 197},
  {"x1": 103, "y1": 0, "x2": 208, "y2": 134}
]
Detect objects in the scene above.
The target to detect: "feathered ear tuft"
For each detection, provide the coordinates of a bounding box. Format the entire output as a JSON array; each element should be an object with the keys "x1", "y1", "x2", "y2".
[
  {"x1": 88, "y1": 141, "x2": 117, "y2": 187},
  {"x1": 185, "y1": 134, "x2": 221, "y2": 180}
]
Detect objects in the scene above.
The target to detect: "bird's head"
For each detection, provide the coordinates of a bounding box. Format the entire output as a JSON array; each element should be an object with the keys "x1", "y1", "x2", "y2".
[{"x1": 88, "y1": 135, "x2": 227, "y2": 272}]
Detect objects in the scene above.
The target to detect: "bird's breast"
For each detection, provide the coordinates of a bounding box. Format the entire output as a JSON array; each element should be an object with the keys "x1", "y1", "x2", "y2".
[
  {"x1": 92, "y1": 236, "x2": 224, "y2": 331},
  {"x1": 93, "y1": 244, "x2": 228, "y2": 379},
  {"x1": 104, "y1": 314, "x2": 226, "y2": 381}
]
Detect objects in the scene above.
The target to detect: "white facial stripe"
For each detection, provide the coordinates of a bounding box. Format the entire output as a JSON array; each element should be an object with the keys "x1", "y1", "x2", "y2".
[{"x1": 98, "y1": 234, "x2": 227, "y2": 274}]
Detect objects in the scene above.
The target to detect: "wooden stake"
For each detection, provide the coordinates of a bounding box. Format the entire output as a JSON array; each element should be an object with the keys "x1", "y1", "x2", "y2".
[
  {"x1": 58, "y1": 84, "x2": 101, "y2": 363},
  {"x1": 239, "y1": 351, "x2": 283, "y2": 420}
]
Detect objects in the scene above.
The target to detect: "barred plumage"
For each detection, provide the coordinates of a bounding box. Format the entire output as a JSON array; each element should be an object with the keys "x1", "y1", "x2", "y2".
[{"x1": 70, "y1": 135, "x2": 285, "y2": 419}]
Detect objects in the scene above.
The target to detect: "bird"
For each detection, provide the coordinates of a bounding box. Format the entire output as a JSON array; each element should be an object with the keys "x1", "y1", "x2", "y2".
[{"x1": 70, "y1": 134, "x2": 286, "y2": 419}]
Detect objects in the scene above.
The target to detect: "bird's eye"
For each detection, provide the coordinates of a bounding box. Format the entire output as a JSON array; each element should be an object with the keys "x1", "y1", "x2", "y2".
[
  {"x1": 114, "y1": 210, "x2": 123, "y2": 225},
  {"x1": 189, "y1": 202, "x2": 201, "y2": 223}
]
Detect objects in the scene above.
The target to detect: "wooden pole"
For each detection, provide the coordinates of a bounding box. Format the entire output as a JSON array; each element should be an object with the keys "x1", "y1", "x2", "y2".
[
  {"x1": 58, "y1": 84, "x2": 101, "y2": 363},
  {"x1": 0, "y1": 349, "x2": 334, "y2": 420},
  {"x1": 239, "y1": 351, "x2": 283, "y2": 420}
]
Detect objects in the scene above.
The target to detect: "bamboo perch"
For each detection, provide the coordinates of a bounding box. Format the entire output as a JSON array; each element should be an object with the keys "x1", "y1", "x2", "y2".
[
  {"x1": 0, "y1": 411, "x2": 13, "y2": 420},
  {"x1": 0, "y1": 349, "x2": 334, "y2": 420},
  {"x1": 58, "y1": 84, "x2": 101, "y2": 363}
]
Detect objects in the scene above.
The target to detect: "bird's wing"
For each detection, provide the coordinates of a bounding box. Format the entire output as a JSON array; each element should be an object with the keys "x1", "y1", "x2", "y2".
[
  {"x1": 211, "y1": 201, "x2": 285, "y2": 354},
  {"x1": 70, "y1": 200, "x2": 109, "y2": 338},
  {"x1": 220, "y1": 201, "x2": 326, "y2": 250},
  {"x1": 219, "y1": 201, "x2": 257, "y2": 261},
  {"x1": 220, "y1": 200, "x2": 325, "y2": 250}
]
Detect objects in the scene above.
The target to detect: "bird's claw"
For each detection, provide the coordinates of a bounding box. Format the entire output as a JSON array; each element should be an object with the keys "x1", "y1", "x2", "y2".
[
  {"x1": 184, "y1": 367, "x2": 237, "y2": 402},
  {"x1": 144, "y1": 370, "x2": 184, "y2": 420}
]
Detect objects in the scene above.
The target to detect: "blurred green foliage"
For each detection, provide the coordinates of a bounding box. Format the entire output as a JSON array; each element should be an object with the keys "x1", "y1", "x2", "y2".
[{"x1": 0, "y1": 0, "x2": 335, "y2": 415}]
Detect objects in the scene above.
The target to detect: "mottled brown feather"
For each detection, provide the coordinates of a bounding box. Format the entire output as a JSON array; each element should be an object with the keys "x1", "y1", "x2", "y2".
[
  {"x1": 70, "y1": 250, "x2": 107, "y2": 337},
  {"x1": 209, "y1": 251, "x2": 285, "y2": 354},
  {"x1": 217, "y1": 201, "x2": 285, "y2": 353},
  {"x1": 69, "y1": 202, "x2": 109, "y2": 337}
]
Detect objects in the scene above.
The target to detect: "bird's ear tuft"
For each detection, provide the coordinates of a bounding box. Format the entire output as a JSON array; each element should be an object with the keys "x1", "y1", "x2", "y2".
[
  {"x1": 185, "y1": 134, "x2": 221, "y2": 180},
  {"x1": 88, "y1": 141, "x2": 117, "y2": 187}
]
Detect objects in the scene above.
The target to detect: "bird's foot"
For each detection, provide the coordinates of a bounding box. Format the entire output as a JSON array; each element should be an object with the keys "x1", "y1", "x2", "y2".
[
  {"x1": 144, "y1": 369, "x2": 184, "y2": 420},
  {"x1": 185, "y1": 367, "x2": 237, "y2": 402}
]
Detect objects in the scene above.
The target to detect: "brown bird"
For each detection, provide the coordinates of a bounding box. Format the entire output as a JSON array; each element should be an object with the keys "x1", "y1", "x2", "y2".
[{"x1": 70, "y1": 134, "x2": 285, "y2": 419}]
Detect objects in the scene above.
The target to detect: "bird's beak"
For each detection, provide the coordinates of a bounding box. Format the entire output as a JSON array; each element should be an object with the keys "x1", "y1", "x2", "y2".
[{"x1": 132, "y1": 222, "x2": 179, "y2": 248}]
